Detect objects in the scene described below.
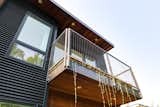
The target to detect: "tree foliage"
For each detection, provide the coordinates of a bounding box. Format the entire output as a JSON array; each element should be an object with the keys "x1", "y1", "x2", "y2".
[{"x1": 10, "y1": 44, "x2": 24, "y2": 60}]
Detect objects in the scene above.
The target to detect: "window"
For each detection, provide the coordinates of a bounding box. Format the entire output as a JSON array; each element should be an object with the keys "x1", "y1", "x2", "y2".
[
  {"x1": 17, "y1": 16, "x2": 51, "y2": 51},
  {"x1": 9, "y1": 13, "x2": 53, "y2": 67},
  {"x1": 0, "y1": 101, "x2": 33, "y2": 107}
]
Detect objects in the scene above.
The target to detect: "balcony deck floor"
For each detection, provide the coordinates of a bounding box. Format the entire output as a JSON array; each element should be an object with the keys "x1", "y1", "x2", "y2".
[{"x1": 48, "y1": 68, "x2": 140, "y2": 107}]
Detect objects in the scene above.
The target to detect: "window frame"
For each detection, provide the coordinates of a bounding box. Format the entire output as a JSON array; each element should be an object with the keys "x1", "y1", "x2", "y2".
[{"x1": 8, "y1": 12, "x2": 54, "y2": 69}]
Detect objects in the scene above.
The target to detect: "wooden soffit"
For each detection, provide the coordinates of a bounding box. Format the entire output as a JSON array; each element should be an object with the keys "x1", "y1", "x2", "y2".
[{"x1": 28, "y1": 0, "x2": 114, "y2": 51}]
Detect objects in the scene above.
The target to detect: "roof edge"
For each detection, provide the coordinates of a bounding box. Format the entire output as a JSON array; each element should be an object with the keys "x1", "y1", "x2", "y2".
[{"x1": 49, "y1": 0, "x2": 114, "y2": 49}]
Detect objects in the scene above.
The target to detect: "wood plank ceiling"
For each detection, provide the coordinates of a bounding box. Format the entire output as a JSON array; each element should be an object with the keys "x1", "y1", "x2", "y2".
[{"x1": 28, "y1": 0, "x2": 114, "y2": 51}]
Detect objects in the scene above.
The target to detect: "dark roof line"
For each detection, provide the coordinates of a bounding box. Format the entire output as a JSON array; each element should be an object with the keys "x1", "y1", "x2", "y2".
[{"x1": 50, "y1": 0, "x2": 114, "y2": 49}]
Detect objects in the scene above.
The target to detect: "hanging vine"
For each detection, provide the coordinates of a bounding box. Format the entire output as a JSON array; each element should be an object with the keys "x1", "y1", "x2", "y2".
[
  {"x1": 104, "y1": 78, "x2": 111, "y2": 107},
  {"x1": 111, "y1": 78, "x2": 117, "y2": 107},
  {"x1": 73, "y1": 71, "x2": 77, "y2": 107},
  {"x1": 131, "y1": 87, "x2": 137, "y2": 101},
  {"x1": 117, "y1": 81, "x2": 125, "y2": 104},
  {"x1": 73, "y1": 62, "x2": 78, "y2": 107},
  {"x1": 98, "y1": 72, "x2": 106, "y2": 107},
  {"x1": 106, "y1": 77, "x2": 114, "y2": 107},
  {"x1": 125, "y1": 84, "x2": 132, "y2": 102}
]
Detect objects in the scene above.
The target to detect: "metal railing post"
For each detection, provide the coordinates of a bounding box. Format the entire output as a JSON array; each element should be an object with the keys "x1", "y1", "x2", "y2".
[
  {"x1": 130, "y1": 68, "x2": 141, "y2": 91},
  {"x1": 105, "y1": 53, "x2": 114, "y2": 75},
  {"x1": 64, "y1": 28, "x2": 71, "y2": 68},
  {"x1": 66, "y1": 28, "x2": 71, "y2": 67},
  {"x1": 64, "y1": 29, "x2": 68, "y2": 67}
]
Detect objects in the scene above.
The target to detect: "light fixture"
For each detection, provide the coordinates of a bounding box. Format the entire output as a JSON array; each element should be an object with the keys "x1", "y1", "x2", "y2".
[
  {"x1": 71, "y1": 22, "x2": 76, "y2": 26},
  {"x1": 94, "y1": 38, "x2": 99, "y2": 42},
  {"x1": 77, "y1": 85, "x2": 82, "y2": 89},
  {"x1": 38, "y1": 0, "x2": 43, "y2": 4}
]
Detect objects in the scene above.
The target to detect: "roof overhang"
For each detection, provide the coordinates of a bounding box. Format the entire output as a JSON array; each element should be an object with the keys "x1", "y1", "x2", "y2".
[{"x1": 28, "y1": 0, "x2": 114, "y2": 51}]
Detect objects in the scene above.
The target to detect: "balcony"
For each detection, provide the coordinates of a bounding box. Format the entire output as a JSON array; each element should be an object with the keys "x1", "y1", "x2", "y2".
[{"x1": 47, "y1": 28, "x2": 142, "y2": 106}]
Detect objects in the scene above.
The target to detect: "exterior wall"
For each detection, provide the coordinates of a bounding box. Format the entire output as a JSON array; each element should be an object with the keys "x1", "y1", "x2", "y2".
[
  {"x1": 0, "y1": 0, "x2": 57, "y2": 106},
  {"x1": 48, "y1": 89, "x2": 103, "y2": 107}
]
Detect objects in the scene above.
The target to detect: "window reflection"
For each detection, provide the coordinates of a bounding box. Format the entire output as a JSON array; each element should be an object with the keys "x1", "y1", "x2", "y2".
[
  {"x1": 0, "y1": 101, "x2": 33, "y2": 107},
  {"x1": 17, "y1": 16, "x2": 51, "y2": 52},
  {"x1": 10, "y1": 43, "x2": 44, "y2": 67}
]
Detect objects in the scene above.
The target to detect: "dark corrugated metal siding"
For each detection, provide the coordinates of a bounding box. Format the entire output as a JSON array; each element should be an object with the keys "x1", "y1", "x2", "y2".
[{"x1": 0, "y1": 0, "x2": 56, "y2": 106}]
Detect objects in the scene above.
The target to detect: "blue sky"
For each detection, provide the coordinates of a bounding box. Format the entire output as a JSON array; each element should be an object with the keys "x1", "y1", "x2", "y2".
[{"x1": 53, "y1": 0, "x2": 160, "y2": 106}]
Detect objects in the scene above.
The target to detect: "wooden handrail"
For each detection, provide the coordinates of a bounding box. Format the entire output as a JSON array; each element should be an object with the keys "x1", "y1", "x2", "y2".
[
  {"x1": 70, "y1": 56, "x2": 138, "y2": 89},
  {"x1": 48, "y1": 55, "x2": 139, "y2": 90},
  {"x1": 48, "y1": 58, "x2": 64, "y2": 74}
]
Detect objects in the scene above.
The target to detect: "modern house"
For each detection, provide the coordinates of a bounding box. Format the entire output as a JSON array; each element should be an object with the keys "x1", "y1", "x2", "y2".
[{"x1": 0, "y1": 0, "x2": 142, "y2": 107}]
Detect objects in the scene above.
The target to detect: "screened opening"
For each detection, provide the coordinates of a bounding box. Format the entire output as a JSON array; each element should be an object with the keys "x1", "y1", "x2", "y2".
[
  {"x1": 9, "y1": 12, "x2": 53, "y2": 67},
  {"x1": 70, "y1": 31, "x2": 107, "y2": 72},
  {"x1": 49, "y1": 32, "x2": 65, "y2": 67}
]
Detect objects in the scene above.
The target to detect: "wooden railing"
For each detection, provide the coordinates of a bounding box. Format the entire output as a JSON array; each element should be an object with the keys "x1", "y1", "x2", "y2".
[{"x1": 70, "y1": 56, "x2": 137, "y2": 89}]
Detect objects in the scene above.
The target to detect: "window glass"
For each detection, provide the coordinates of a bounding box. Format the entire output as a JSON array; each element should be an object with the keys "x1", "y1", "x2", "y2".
[
  {"x1": 85, "y1": 56, "x2": 96, "y2": 67},
  {"x1": 0, "y1": 102, "x2": 33, "y2": 107},
  {"x1": 10, "y1": 43, "x2": 44, "y2": 67},
  {"x1": 17, "y1": 15, "x2": 51, "y2": 51},
  {"x1": 71, "y1": 49, "x2": 83, "y2": 61},
  {"x1": 9, "y1": 13, "x2": 53, "y2": 67}
]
